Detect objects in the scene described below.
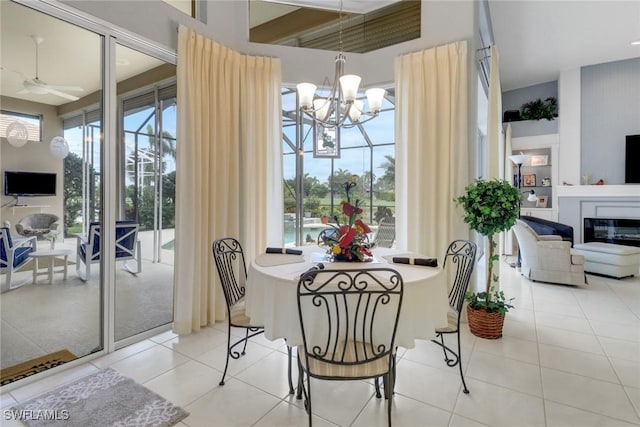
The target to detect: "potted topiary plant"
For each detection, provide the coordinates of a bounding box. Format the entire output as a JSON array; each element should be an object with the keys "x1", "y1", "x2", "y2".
[
  {"x1": 455, "y1": 179, "x2": 520, "y2": 339},
  {"x1": 520, "y1": 97, "x2": 558, "y2": 121}
]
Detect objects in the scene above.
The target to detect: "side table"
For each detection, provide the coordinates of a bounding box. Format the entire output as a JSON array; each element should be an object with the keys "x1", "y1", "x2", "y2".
[{"x1": 28, "y1": 248, "x2": 73, "y2": 285}]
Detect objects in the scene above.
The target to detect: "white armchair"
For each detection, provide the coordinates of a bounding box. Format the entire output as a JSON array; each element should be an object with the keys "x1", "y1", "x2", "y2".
[{"x1": 513, "y1": 219, "x2": 587, "y2": 286}]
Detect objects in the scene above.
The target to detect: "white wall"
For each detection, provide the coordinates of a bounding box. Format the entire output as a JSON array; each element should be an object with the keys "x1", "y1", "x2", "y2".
[
  {"x1": 558, "y1": 67, "x2": 581, "y2": 186},
  {"x1": 0, "y1": 96, "x2": 64, "y2": 227}
]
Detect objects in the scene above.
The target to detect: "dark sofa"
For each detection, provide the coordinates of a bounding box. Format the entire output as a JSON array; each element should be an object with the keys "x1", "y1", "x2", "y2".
[{"x1": 519, "y1": 215, "x2": 574, "y2": 246}]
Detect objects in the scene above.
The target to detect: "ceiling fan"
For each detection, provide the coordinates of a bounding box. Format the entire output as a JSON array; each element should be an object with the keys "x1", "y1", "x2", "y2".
[{"x1": 16, "y1": 35, "x2": 84, "y2": 101}]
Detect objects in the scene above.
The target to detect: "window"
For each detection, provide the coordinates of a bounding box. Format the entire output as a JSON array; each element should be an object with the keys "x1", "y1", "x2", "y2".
[
  {"x1": 0, "y1": 110, "x2": 42, "y2": 142},
  {"x1": 282, "y1": 87, "x2": 395, "y2": 245}
]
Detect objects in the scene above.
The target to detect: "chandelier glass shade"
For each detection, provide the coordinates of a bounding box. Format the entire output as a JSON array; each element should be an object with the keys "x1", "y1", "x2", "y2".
[
  {"x1": 296, "y1": 1, "x2": 386, "y2": 129},
  {"x1": 296, "y1": 54, "x2": 386, "y2": 128}
]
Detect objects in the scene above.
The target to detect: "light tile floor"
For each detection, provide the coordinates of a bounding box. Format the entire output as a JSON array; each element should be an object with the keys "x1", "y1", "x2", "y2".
[{"x1": 2, "y1": 260, "x2": 640, "y2": 426}]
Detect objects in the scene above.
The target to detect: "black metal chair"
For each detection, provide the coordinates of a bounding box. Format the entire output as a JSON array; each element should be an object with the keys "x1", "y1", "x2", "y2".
[
  {"x1": 431, "y1": 239, "x2": 477, "y2": 394},
  {"x1": 296, "y1": 268, "x2": 404, "y2": 426},
  {"x1": 212, "y1": 238, "x2": 293, "y2": 394},
  {"x1": 316, "y1": 228, "x2": 337, "y2": 246},
  {"x1": 212, "y1": 238, "x2": 263, "y2": 386}
]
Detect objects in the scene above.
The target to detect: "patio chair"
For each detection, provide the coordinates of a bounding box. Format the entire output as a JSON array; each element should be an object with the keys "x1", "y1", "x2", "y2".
[
  {"x1": 431, "y1": 240, "x2": 477, "y2": 394},
  {"x1": 1, "y1": 227, "x2": 37, "y2": 291},
  {"x1": 15, "y1": 213, "x2": 60, "y2": 239},
  {"x1": 76, "y1": 221, "x2": 142, "y2": 281},
  {"x1": 212, "y1": 237, "x2": 294, "y2": 393},
  {"x1": 296, "y1": 268, "x2": 404, "y2": 426},
  {"x1": 372, "y1": 216, "x2": 395, "y2": 248}
]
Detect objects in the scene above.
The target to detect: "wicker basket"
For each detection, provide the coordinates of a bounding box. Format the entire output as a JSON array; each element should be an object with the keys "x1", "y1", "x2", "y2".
[{"x1": 467, "y1": 305, "x2": 505, "y2": 339}]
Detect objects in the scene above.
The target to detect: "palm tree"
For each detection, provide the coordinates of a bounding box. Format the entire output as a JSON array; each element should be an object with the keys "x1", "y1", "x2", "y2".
[{"x1": 377, "y1": 155, "x2": 395, "y2": 192}]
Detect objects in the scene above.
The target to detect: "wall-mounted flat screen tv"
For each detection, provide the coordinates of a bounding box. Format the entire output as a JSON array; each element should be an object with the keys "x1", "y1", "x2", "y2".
[
  {"x1": 4, "y1": 171, "x2": 56, "y2": 196},
  {"x1": 626, "y1": 134, "x2": 640, "y2": 184}
]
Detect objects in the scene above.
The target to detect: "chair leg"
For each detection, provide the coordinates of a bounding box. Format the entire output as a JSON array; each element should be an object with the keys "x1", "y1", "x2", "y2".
[
  {"x1": 386, "y1": 372, "x2": 393, "y2": 427},
  {"x1": 457, "y1": 331, "x2": 469, "y2": 394},
  {"x1": 219, "y1": 323, "x2": 232, "y2": 386},
  {"x1": 432, "y1": 332, "x2": 468, "y2": 393},
  {"x1": 305, "y1": 371, "x2": 312, "y2": 427},
  {"x1": 287, "y1": 346, "x2": 294, "y2": 394},
  {"x1": 382, "y1": 375, "x2": 389, "y2": 400},
  {"x1": 296, "y1": 359, "x2": 304, "y2": 400},
  {"x1": 241, "y1": 329, "x2": 249, "y2": 355},
  {"x1": 439, "y1": 333, "x2": 451, "y2": 363},
  {"x1": 375, "y1": 377, "x2": 382, "y2": 398}
]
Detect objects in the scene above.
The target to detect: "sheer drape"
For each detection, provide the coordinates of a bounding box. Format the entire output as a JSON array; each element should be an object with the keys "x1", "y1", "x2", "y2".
[
  {"x1": 395, "y1": 40, "x2": 469, "y2": 257},
  {"x1": 174, "y1": 26, "x2": 282, "y2": 334}
]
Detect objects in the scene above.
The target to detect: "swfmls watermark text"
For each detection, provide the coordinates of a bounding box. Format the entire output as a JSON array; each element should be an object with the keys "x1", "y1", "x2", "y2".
[{"x1": 3, "y1": 408, "x2": 70, "y2": 421}]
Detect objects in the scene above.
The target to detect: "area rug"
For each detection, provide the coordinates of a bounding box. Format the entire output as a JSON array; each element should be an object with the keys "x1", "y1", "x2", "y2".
[
  {"x1": 0, "y1": 350, "x2": 77, "y2": 387},
  {"x1": 10, "y1": 368, "x2": 189, "y2": 427}
]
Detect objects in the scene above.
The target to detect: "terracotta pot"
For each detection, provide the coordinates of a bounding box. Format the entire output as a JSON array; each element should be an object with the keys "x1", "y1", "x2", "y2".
[{"x1": 466, "y1": 305, "x2": 505, "y2": 339}]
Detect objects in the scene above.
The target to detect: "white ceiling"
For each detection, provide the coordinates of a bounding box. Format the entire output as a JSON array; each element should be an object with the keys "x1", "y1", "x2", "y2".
[
  {"x1": 0, "y1": 1, "x2": 164, "y2": 107},
  {"x1": 1, "y1": 1, "x2": 638, "y2": 105},
  {"x1": 489, "y1": 0, "x2": 640, "y2": 91}
]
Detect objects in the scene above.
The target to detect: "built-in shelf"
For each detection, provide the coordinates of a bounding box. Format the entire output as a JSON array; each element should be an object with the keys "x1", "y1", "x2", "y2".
[{"x1": 512, "y1": 133, "x2": 559, "y2": 221}]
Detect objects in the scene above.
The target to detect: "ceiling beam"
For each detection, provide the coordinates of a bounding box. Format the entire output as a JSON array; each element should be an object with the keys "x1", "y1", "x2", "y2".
[{"x1": 250, "y1": 8, "x2": 342, "y2": 44}]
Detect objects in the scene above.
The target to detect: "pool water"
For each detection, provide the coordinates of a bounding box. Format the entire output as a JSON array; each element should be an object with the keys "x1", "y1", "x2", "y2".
[{"x1": 284, "y1": 222, "x2": 330, "y2": 245}]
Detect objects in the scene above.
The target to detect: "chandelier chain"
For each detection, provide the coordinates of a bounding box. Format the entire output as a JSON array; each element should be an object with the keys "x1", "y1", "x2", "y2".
[{"x1": 339, "y1": 0, "x2": 344, "y2": 53}]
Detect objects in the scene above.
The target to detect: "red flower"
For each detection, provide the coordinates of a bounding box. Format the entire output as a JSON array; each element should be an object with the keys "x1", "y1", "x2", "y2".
[
  {"x1": 339, "y1": 227, "x2": 357, "y2": 249},
  {"x1": 355, "y1": 219, "x2": 371, "y2": 234},
  {"x1": 342, "y1": 202, "x2": 356, "y2": 217}
]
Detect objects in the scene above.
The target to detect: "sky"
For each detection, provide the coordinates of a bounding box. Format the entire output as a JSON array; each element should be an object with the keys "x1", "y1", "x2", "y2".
[{"x1": 282, "y1": 89, "x2": 395, "y2": 185}]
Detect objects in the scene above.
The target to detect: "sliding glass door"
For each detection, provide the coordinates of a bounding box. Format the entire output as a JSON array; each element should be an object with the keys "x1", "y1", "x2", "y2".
[
  {"x1": 115, "y1": 43, "x2": 176, "y2": 343},
  {"x1": 0, "y1": 0, "x2": 177, "y2": 386},
  {"x1": 0, "y1": 0, "x2": 104, "y2": 381}
]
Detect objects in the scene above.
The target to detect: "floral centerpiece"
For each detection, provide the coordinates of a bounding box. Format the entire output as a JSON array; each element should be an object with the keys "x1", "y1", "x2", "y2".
[{"x1": 321, "y1": 177, "x2": 373, "y2": 262}]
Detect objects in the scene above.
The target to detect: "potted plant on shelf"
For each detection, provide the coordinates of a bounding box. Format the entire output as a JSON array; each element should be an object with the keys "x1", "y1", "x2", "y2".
[
  {"x1": 455, "y1": 179, "x2": 520, "y2": 339},
  {"x1": 520, "y1": 97, "x2": 558, "y2": 121}
]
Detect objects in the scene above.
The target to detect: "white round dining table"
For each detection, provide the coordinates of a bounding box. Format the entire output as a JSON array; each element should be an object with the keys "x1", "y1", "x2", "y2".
[{"x1": 245, "y1": 245, "x2": 450, "y2": 349}]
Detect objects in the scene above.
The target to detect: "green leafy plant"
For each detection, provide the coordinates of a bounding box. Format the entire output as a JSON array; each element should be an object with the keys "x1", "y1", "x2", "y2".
[
  {"x1": 466, "y1": 289, "x2": 514, "y2": 314},
  {"x1": 455, "y1": 179, "x2": 521, "y2": 312},
  {"x1": 520, "y1": 97, "x2": 558, "y2": 121}
]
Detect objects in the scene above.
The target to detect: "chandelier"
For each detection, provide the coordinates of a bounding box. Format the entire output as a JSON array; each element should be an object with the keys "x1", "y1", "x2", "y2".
[{"x1": 296, "y1": 1, "x2": 386, "y2": 129}]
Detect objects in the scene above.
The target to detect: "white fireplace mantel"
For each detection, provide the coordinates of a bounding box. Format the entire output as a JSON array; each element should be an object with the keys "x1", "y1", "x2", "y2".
[
  {"x1": 557, "y1": 185, "x2": 640, "y2": 198},
  {"x1": 557, "y1": 185, "x2": 640, "y2": 244}
]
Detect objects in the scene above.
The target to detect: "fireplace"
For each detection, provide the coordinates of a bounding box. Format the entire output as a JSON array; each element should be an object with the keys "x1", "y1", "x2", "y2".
[{"x1": 584, "y1": 218, "x2": 640, "y2": 247}]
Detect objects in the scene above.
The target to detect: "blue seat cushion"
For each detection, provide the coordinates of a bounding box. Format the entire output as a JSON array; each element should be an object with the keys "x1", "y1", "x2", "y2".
[
  {"x1": 116, "y1": 221, "x2": 136, "y2": 259},
  {"x1": 13, "y1": 246, "x2": 33, "y2": 268},
  {"x1": 80, "y1": 220, "x2": 137, "y2": 262},
  {"x1": 1, "y1": 227, "x2": 14, "y2": 264}
]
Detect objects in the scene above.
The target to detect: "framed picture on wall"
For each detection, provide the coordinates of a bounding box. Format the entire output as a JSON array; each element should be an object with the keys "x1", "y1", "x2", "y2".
[
  {"x1": 313, "y1": 123, "x2": 340, "y2": 158},
  {"x1": 531, "y1": 155, "x2": 548, "y2": 166},
  {"x1": 536, "y1": 196, "x2": 548, "y2": 208},
  {"x1": 523, "y1": 174, "x2": 536, "y2": 187}
]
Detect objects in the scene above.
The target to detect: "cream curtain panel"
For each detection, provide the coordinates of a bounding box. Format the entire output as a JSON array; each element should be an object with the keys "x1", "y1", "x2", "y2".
[
  {"x1": 487, "y1": 45, "x2": 503, "y2": 180},
  {"x1": 395, "y1": 40, "x2": 469, "y2": 258},
  {"x1": 486, "y1": 45, "x2": 508, "y2": 272},
  {"x1": 174, "y1": 26, "x2": 282, "y2": 334}
]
